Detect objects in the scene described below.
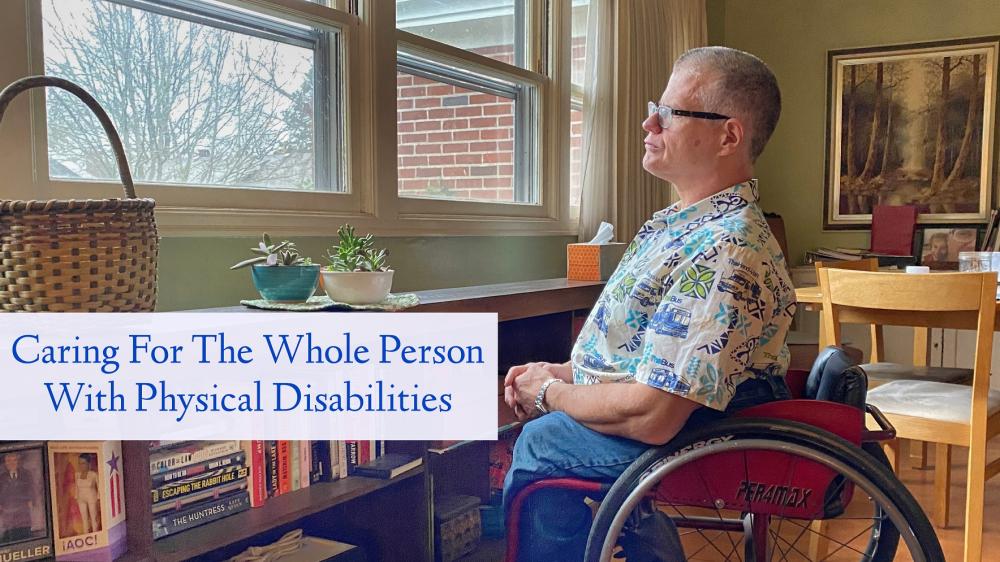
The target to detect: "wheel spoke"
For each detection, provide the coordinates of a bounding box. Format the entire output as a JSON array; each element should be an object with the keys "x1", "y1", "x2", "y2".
[
  {"x1": 779, "y1": 518, "x2": 871, "y2": 557},
  {"x1": 772, "y1": 448, "x2": 803, "y2": 562},
  {"x1": 768, "y1": 527, "x2": 819, "y2": 560},
  {"x1": 818, "y1": 522, "x2": 876, "y2": 561}
]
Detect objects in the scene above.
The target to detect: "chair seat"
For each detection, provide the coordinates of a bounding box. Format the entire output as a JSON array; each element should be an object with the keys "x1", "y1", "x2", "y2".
[
  {"x1": 867, "y1": 380, "x2": 1000, "y2": 424},
  {"x1": 859, "y1": 362, "x2": 973, "y2": 384}
]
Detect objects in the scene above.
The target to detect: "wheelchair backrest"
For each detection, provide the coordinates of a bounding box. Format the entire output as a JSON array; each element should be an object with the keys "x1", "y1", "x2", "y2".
[{"x1": 803, "y1": 346, "x2": 868, "y2": 410}]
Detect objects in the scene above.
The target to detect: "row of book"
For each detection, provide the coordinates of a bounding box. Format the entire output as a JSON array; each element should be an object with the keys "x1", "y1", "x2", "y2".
[
  {"x1": 149, "y1": 440, "x2": 421, "y2": 540},
  {"x1": 0, "y1": 439, "x2": 422, "y2": 561},
  {"x1": 0, "y1": 440, "x2": 126, "y2": 562},
  {"x1": 803, "y1": 247, "x2": 915, "y2": 267}
]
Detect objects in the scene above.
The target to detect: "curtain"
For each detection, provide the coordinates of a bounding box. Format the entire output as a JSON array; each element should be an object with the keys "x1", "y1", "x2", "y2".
[
  {"x1": 578, "y1": 0, "x2": 707, "y2": 243},
  {"x1": 577, "y1": 0, "x2": 617, "y2": 242}
]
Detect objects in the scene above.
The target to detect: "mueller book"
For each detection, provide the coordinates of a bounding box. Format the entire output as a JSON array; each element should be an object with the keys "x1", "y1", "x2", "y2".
[{"x1": 0, "y1": 441, "x2": 52, "y2": 562}]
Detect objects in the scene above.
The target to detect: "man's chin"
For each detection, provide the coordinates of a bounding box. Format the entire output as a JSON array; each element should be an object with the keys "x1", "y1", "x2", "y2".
[{"x1": 641, "y1": 158, "x2": 668, "y2": 179}]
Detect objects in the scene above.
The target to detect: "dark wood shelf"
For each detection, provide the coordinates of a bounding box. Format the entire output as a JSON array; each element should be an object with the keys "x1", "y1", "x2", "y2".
[
  {"x1": 147, "y1": 468, "x2": 423, "y2": 562},
  {"x1": 113, "y1": 278, "x2": 601, "y2": 561},
  {"x1": 194, "y1": 278, "x2": 604, "y2": 322}
]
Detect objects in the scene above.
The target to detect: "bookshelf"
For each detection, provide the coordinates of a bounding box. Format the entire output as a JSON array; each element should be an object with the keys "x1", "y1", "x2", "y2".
[{"x1": 118, "y1": 278, "x2": 603, "y2": 561}]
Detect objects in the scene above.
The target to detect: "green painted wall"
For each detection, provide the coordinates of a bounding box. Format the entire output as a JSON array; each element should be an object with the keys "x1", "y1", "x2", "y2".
[
  {"x1": 157, "y1": 235, "x2": 575, "y2": 310},
  {"x1": 710, "y1": 0, "x2": 1000, "y2": 264}
]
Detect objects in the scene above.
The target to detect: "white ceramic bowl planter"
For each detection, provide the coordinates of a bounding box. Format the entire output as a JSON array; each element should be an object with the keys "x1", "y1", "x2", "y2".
[{"x1": 321, "y1": 269, "x2": 394, "y2": 304}]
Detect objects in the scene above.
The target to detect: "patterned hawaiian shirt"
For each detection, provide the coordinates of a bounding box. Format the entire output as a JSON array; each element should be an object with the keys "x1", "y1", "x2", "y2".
[{"x1": 570, "y1": 180, "x2": 797, "y2": 411}]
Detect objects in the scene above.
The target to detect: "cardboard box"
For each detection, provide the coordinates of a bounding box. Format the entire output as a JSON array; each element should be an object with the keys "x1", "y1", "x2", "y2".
[
  {"x1": 567, "y1": 243, "x2": 627, "y2": 281},
  {"x1": 48, "y1": 441, "x2": 126, "y2": 562}
]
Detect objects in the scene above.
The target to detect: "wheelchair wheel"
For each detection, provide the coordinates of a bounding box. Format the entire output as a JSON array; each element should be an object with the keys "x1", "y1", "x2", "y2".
[{"x1": 584, "y1": 418, "x2": 943, "y2": 562}]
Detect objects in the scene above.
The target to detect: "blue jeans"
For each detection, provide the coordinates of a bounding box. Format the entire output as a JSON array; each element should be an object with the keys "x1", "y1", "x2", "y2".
[{"x1": 503, "y1": 375, "x2": 789, "y2": 561}]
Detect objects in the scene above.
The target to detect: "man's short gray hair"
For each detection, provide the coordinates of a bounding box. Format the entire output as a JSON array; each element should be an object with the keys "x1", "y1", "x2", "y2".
[{"x1": 675, "y1": 47, "x2": 781, "y2": 162}]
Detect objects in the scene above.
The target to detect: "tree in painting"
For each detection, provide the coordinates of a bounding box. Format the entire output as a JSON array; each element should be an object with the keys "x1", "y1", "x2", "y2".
[{"x1": 839, "y1": 52, "x2": 986, "y2": 216}]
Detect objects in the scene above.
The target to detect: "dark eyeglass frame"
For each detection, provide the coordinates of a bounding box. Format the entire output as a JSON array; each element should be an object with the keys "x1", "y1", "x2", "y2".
[{"x1": 648, "y1": 101, "x2": 730, "y2": 129}]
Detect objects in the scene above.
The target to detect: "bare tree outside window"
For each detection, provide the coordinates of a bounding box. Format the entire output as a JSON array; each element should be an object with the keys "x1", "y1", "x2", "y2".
[{"x1": 42, "y1": 0, "x2": 322, "y2": 190}]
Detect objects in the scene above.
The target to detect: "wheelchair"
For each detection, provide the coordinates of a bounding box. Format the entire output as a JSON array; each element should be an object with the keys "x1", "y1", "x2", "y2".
[{"x1": 505, "y1": 347, "x2": 945, "y2": 561}]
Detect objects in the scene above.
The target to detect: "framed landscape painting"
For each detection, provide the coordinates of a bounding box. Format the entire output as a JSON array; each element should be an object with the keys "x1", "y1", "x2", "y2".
[{"x1": 825, "y1": 37, "x2": 999, "y2": 229}]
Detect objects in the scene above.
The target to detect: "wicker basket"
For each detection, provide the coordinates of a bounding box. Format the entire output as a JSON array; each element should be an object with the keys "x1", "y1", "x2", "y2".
[{"x1": 0, "y1": 76, "x2": 157, "y2": 312}]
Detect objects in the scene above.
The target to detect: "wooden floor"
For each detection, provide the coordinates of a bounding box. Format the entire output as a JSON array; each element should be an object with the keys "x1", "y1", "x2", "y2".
[{"x1": 895, "y1": 440, "x2": 1000, "y2": 561}]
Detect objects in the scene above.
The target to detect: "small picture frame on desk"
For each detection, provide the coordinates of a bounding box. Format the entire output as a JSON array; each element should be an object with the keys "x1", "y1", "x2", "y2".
[
  {"x1": 918, "y1": 227, "x2": 979, "y2": 269},
  {"x1": 0, "y1": 442, "x2": 52, "y2": 562}
]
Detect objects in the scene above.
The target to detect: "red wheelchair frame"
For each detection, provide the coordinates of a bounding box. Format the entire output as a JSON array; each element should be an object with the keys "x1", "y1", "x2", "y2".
[{"x1": 503, "y1": 368, "x2": 898, "y2": 562}]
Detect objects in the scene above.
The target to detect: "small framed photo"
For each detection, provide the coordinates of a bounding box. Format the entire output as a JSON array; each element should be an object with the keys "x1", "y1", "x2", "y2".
[
  {"x1": 919, "y1": 227, "x2": 979, "y2": 268},
  {"x1": 0, "y1": 442, "x2": 52, "y2": 561}
]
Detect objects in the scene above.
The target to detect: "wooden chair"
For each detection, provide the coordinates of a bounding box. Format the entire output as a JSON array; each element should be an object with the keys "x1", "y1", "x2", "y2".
[
  {"x1": 815, "y1": 260, "x2": 975, "y2": 471},
  {"x1": 814, "y1": 259, "x2": 973, "y2": 388},
  {"x1": 818, "y1": 269, "x2": 1000, "y2": 562}
]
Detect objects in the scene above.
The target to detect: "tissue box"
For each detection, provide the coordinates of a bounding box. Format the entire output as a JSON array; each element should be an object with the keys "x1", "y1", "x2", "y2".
[{"x1": 567, "y1": 243, "x2": 627, "y2": 281}]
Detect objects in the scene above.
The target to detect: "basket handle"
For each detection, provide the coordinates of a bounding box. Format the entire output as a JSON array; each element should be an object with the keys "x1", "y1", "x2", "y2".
[{"x1": 0, "y1": 75, "x2": 136, "y2": 199}]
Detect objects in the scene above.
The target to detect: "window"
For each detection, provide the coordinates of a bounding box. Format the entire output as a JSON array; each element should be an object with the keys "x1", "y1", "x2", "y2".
[
  {"x1": 41, "y1": 0, "x2": 342, "y2": 191},
  {"x1": 396, "y1": 1, "x2": 541, "y2": 207},
  {"x1": 396, "y1": 71, "x2": 518, "y2": 202},
  {"x1": 4, "y1": 0, "x2": 583, "y2": 236},
  {"x1": 569, "y1": 0, "x2": 589, "y2": 212},
  {"x1": 397, "y1": 0, "x2": 527, "y2": 69}
]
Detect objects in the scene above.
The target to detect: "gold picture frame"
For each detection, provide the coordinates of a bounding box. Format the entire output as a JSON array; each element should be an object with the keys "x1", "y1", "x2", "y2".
[{"x1": 825, "y1": 37, "x2": 999, "y2": 229}]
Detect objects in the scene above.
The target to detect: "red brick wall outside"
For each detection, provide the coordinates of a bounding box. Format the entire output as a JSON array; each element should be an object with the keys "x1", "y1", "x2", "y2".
[{"x1": 397, "y1": 41, "x2": 585, "y2": 205}]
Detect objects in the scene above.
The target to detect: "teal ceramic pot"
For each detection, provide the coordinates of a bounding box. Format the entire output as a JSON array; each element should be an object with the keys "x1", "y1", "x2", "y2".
[{"x1": 251, "y1": 264, "x2": 320, "y2": 302}]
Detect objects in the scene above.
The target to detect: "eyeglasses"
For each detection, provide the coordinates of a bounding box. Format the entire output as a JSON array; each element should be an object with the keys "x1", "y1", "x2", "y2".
[{"x1": 647, "y1": 101, "x2": 730, "y2": 130}]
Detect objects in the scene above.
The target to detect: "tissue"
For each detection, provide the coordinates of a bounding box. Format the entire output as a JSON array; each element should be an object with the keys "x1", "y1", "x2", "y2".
[
  {"x1": 568, "y1": 221, "x2": 627, "y2": 281},
  {"x1": 588, "y1": 221, "x2": 614, "y2": 244}
]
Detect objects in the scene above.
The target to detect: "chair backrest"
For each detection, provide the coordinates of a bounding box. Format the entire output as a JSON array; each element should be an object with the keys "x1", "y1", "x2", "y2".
[
  {"x1": 814, "y1": 258, "x2": 882, "y2": 360},
  {"x1": 813, "y1": 258, "x2": 879, "y2": 273},
  {"x1": 818, "y1": 269, "x2": 997, "y2": 409}
]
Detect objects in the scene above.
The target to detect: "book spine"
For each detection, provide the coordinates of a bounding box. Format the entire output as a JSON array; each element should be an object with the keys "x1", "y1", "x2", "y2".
[
  {"x1": 151, "y1": 451, "x2": 246, "y2": 488},
  {"x1": 345, "y1": 441, "x2": 360, "y2": 476},
  {"x1": 330, "y1": 440, "x2": 341, "y2": 481},
  {"x1": 248, "y1": 440, "x2": 266, "y2": 507},
  {"x1": 290, "y1": 440, "x2": 300, "y2": 492},
  {"x1": 352, "y1": 466, "x2": 391, "y2": 479},
  {"x1": 150, "y1": 441, "x2": 241, "y2": 474},
  {"x1": 299, "y1": 441, "x2": 310, "y2": 489},
  {"x1": 359, "y1": 440, "x2": 370, "y2": 467},
  {"x1": 152, "y1": 491, "x2": 250, "y2": 540},
  {"x1": 311, "y1": 440, "x2": 331, "y2": 483},
  {"x1": 266, "y1": 441, "x2": 278, "y2": 498},
  {"x1": 278, "y1": 441, "x2": 291, "y2": 495},
  {"x1": 151, "y1": 465, "x2": 249, "y2": 504},
  {"x1": 148, "y1": 440, "x2": 191, "y2": 451},
  {"x1": 337, "y1": 441, "x2": 348, "y2": 479},
  {"x1": 152, "y1": 480, "x2": 247, "y2": 515}
]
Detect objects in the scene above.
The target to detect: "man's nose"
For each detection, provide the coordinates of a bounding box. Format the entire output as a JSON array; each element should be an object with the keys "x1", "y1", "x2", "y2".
[{"x1": 642, "y1": 113, "x2": 661, "y2": 134}]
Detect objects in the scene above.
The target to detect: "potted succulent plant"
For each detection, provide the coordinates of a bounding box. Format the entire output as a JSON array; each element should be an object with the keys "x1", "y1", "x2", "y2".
[
  {"x1": 231, "y1": 234, "x2": 320, "y2": 302},
  {"x1": 321, "y1": 225, "x2": 393, "y2": 304}
]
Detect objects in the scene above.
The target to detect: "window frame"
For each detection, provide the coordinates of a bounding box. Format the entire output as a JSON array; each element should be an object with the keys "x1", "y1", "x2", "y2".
[
  {"x1": 394, "y1": 32, "x2": 547, "y2": 219},
  {"x1": 1, "y1": 0, "x2": 579, "y2": 237}
]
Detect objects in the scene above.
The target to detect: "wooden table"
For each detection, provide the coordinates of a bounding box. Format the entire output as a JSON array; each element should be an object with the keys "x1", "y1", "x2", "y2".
[
  {"x1": 796, "y1": 286, "x2": 1000, "y2": 331},
  {"x1": 795, "y1": 285, "x2": 1000, "y2": 368}
]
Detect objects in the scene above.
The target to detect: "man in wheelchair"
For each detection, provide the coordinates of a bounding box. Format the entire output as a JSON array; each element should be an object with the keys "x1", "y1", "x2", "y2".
[{"x1": 502, "y1": 46, "x2": 794, "y2": 560}]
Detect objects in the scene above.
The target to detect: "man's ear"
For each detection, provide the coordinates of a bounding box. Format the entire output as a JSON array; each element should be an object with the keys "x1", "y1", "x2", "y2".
[{"x1": 718, "y1": 118, "x2": 745, "y2": 157}]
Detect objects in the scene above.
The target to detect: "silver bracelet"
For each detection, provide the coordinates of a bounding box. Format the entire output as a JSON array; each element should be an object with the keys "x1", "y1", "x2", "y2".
[{"x1": 534, "y1": 378, "x2": 564, "y2": 415}]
